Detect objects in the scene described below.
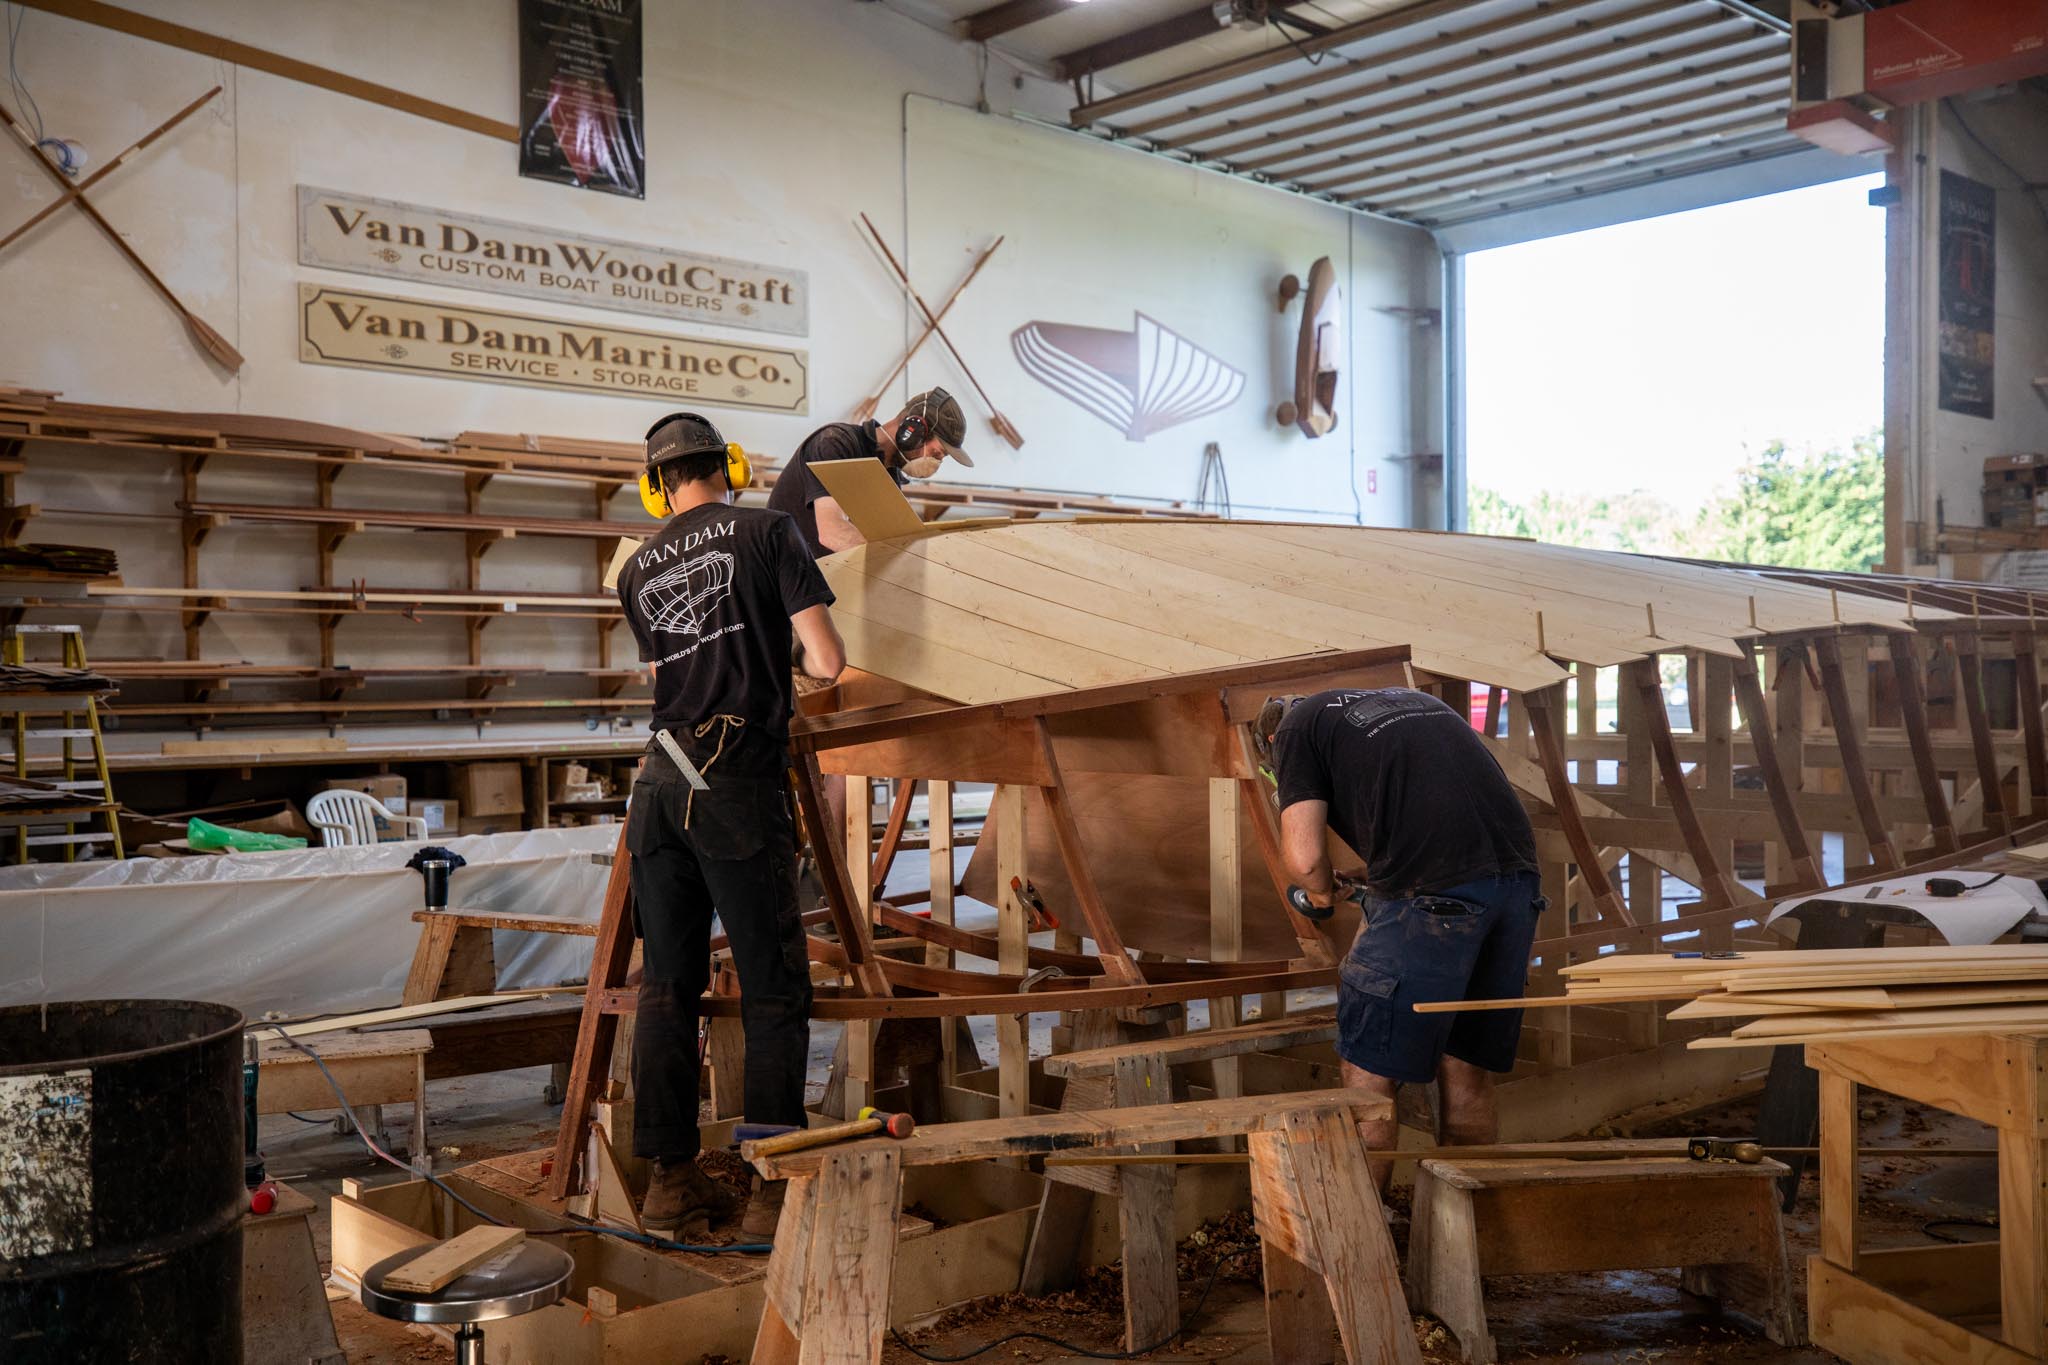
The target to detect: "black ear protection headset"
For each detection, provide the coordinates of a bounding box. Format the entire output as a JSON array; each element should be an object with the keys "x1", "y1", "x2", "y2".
[
  {"x1": 640, "y1": 412, "x2": 753, "y2": 517},
  {"x1": 891, "y1": 387, "x2": 951, "y2": 458}
]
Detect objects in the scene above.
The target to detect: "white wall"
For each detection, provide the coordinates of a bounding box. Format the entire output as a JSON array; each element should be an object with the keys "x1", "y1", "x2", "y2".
[
  {"x1": 0, "y1": 0, "x2": 1441, "y2": 740},
  {"x1": 1927, "y1": 91, "x2": 2048, "y2": 528}
]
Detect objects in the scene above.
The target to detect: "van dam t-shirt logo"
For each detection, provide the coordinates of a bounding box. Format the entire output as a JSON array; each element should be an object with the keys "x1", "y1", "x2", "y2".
[{"x1": 633, "y1": 519, "x2": 739, "y2": 647}]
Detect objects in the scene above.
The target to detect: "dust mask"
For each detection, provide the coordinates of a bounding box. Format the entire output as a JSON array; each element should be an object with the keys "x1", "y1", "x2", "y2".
[{"x1": 901, "y1": 455, "x2": 943, "y2": 480}]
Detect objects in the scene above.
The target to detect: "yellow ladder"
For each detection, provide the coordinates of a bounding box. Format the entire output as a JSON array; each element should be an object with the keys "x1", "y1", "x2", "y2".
[{"x1": 4, "y1": 624, "x2": 122, "y2": 863}]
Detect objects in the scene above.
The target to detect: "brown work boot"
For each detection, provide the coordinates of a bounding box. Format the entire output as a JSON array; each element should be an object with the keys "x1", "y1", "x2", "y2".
[
  {"x1": 740, "y1": 1177, "x2": 787, "y2": 1239},
  {"x1": 641, "y1": 1158, "x2": 736, "y2": 1236}
]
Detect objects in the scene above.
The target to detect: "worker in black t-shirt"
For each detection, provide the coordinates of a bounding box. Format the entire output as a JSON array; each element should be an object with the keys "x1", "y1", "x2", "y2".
[
  {"x1": 615, "y1": 411, "x2": 847, "y2": 1240},
  {"x1": 766, "y1": 386, "x2": 973, "y2": 558},
  {"x1": 765, "y1": 388, "x2": 972, "y2": 867},
  {"x1": 1254, "y1": 688, "x2": 1544, "y2": 1189}
]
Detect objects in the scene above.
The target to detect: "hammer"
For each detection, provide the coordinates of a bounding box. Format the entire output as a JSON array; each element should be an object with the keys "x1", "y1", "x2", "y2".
[{"x1": 742, "y1": 1107, "x2": 915, "y2": 1161}]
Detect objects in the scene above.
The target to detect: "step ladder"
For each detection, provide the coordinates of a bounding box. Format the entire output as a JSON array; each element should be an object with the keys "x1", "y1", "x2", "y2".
[{"x1": 3, "y1": 624, "x2": 122, "y2": 863}]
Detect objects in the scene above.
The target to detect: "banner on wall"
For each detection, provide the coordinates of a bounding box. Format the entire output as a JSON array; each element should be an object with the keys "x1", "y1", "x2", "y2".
[
  {"x1": 298, "y1": 285, "x2": 808, "y2": 413},
  {"x1": 297, "y1": 187, "x2": 808, "y2": 336},
  {"x1": 519, "y1": 0, "x2": 645, "y2": 199},
  {"x1": 1937, "y1": 169, "x2": 1996, "y2": 419}
]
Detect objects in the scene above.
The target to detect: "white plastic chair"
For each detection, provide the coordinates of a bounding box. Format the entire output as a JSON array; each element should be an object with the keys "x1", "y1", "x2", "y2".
[{"x1": 307, "y1": 788, "x2": 428, "y2": 847}]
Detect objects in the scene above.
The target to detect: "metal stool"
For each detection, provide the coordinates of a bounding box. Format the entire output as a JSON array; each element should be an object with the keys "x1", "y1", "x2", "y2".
[{"x1": 361, "y1": 1239, "x2": 572, "y2": 1365}]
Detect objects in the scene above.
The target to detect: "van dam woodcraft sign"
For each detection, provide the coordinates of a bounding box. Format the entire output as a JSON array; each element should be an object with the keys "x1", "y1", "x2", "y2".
[
  {"x1": 298, "y1": 285, "x2": 808, "y2": 413},
  {"x1": 298, "y1": 187, "x2": 808, "y2": 336}
]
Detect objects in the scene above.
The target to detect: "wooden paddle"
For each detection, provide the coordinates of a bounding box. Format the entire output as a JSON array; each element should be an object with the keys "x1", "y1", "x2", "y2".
[
  {"x1": 0, "y1": 86, "x2": 220, "y2": 253},
  {"x1": 858, "y1": 213, "x2": 1024, "y2": 449},
  {"x1": 852, "y1": 234, "x2": 1003, "y2": 422},
  {"x1": 0, "y1": 100, "x2": 245, "y2": 371}
]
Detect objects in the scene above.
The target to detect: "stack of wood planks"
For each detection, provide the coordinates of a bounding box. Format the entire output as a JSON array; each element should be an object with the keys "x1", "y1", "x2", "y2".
[{"x1": 1551, "y1": 946, "x2": 2048, "y2": 1048}]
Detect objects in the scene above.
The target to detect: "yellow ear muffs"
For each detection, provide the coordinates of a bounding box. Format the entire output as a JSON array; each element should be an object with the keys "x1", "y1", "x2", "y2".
[
  {"x1": 725, "y1": 443, "x2": 753, "y2": 492},
  {"x1": 639, "y1": 469, "x2": 671, "y2": 518}
]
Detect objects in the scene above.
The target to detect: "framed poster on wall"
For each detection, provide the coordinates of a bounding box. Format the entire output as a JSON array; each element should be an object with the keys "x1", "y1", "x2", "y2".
[
  {"x1": 519, "y1": 0, "x2": 645, "y2": 199},
  {"x1": 1937, "y1": 169, "x2": 1995, "y2": 419}
]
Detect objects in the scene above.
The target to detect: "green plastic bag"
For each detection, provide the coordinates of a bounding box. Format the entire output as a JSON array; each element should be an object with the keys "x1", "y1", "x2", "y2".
[{"x1": 186, "y1": 817, "x2": 308, "y2": 853}]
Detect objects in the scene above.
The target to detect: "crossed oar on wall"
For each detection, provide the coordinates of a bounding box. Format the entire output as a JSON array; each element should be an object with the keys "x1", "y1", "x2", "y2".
[
  {"x1": 0, "y1": 86, "x2": 245, "y2": 372},
  {"x1": 855, "y1": 212, "x2": 1024, "y2": 449}
]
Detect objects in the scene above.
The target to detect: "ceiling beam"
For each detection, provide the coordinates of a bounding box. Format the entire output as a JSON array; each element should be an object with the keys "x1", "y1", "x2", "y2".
[
  {"x1": 1319, "y1": 77, "x2": 1783, "y2": 199},
  {"x1": 1116, "y1": 0, "x2": 1615, "y2": 141},
  {"x1": 1418, "y1": 134, "x2": 1806, "y2": 225},
  {"x1": 1055, "y1": 6, "x2": 1223, "y2": 81},
  {"x1": 1234, "y1": 24, "x2": 1771, "y2": 173},
  {"x1": 1054, "y1": 3, "x2": 1331, "y2": 82},
  {"x1": 1163, "y1": 0, "x2": 1687, "y2": 153},
  {"x1": 1069, "y1": 0, "x2": 1476, "y2": 127},
  {"x1": 1293, "y1": 53, "x2": 1783, "y2": 192},
  {"x1": 961, "y1": 0, "x2": 1075, "y2": 44},
  {"x1": 1370, "y1": 112, "x2": 1787, "y2": 213}
]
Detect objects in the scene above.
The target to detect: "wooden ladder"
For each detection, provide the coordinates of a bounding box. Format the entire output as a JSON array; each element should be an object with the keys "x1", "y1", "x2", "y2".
[{"x1": 3, "y1": 624, "x2": 122, "y2": 862}]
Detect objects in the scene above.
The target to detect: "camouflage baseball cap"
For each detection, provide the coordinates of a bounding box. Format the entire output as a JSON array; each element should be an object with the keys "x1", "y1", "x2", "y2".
[{"x1": 899, "y1": 388, "x2": 972, "y2": 467}]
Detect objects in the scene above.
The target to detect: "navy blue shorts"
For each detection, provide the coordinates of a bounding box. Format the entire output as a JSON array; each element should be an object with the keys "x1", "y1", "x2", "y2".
[{"x1": 1336, "y1": 871, "x2": 1543, "y2": 1084}]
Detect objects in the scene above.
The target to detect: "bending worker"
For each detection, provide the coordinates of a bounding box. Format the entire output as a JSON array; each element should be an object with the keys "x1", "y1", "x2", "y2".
[
  {"x1": 766, "y1": 386, "x2": 973, "y2": 859},
  {"x1": 1254, "y1": 688, "x2": 1543, "y2": 1184},
  {"x1": 616, "y1": 411, "x2": 846, "y2": 1239}
]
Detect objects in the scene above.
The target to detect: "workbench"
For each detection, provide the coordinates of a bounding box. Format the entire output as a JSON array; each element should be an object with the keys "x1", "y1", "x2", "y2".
[{"x1": 1806, "y1": 1029, "x2": 2048, "y2": 1364}]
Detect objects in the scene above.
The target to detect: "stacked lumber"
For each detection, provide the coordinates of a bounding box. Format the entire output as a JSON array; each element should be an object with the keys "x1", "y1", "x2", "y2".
[
  {"x1": 0, "y1": 543, "x2": 118, "y2": 576},
  {"x1": 1556, "y1": 947, "x2": 2048, "y2": 1047},
  {"x1": 0, "y1": 661, "x2": 112, "y2": 693}
]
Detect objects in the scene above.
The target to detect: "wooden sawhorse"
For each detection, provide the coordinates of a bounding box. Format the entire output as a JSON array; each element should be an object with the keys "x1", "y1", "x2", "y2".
[{"x1": 743, "y1": 1090, "x2": 1419, "y2": 1365}]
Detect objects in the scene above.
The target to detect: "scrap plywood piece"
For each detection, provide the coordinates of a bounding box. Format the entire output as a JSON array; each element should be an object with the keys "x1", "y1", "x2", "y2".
[
  {"x1": 809, "y1": 458, "x2": 928, "y2": 543},
  {"x1": 380, "y1": 1224, "x2": 525, "y2": 1294}
]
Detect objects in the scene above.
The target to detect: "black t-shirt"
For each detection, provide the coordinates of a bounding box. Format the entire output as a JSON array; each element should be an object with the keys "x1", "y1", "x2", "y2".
[
  {"x1": 766, "y1": 419, "x2": 906, "y2": 558},
  {"x1": 615, "y1": 503, "x2": 833, "y2": 769},
  {"x1": 1272, "y1": 688, "x2": 1538, "y2": 896}
]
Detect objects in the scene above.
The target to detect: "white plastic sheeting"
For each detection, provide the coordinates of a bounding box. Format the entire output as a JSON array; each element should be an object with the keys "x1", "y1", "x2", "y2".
[{"x1": 0, "y1": 828, "x2": 617, "y2": 1018}]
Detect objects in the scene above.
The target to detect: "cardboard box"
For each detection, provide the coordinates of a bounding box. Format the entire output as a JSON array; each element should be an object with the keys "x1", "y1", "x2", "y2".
[
  {"x1": 457, "y1": 763, "x2": 525, "y2": 816},
  {"x1": 548, "y1": 762, "x2": 591, "y2": 800},
  {"x1": 326, "y1": 775, "x2": 406, "y2": 811},
  {"x1": 457, "y1": 813, "x2": 521, "y2": 837},
  {"x1": 412, "y1": 798, "x2": 459, "y2": 836}
]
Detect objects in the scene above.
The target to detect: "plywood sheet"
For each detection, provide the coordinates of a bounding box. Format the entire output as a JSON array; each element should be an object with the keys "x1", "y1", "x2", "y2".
[
  {"x1": 956, "y1": 770, "x2": 1361, "y2": 962},
  {"x1": 820, "y1": 516, "x2": 1947, "y2": 705}
]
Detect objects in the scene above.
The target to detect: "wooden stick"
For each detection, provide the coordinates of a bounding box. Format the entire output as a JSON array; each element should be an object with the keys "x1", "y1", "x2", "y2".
[
  {"x1": 1044, "y1": 1145, "x2": 2001, "y2": 1168},
  {"x1": 858, "y1": 213, "x2": 1025, "y2": 449},
  {"x1": 0, "y1": 86, "x2": 219, "y2": 253},
  {"x1": 853, "y1": 236, "x2": 1003, "y2": 421},
  {"x1": 0, "y1": 101, "x2": 244, "y2": 370}
]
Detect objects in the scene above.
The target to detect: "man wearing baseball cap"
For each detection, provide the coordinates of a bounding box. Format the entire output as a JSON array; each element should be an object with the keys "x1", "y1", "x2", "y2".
[{"x1": 767, "y1": 387, "x2": 972, "y2": 558}]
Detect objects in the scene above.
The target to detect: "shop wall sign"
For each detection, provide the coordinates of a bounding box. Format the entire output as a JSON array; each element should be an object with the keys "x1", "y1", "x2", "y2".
[
  {"x1": 298, "y1": 285, "x2": 808, "y2": 413},
  {"x1": 298, "y1": 187, "x2": 808, "y2": 337}
]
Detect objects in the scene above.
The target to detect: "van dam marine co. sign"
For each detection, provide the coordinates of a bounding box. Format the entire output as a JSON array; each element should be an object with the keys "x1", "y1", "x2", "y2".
[
  {"x1": 299, "y1": 285, "x2": 808, "y2": 414},
  {"x1": 297, "y1": 186, "x2": 808, "y2": 337}
]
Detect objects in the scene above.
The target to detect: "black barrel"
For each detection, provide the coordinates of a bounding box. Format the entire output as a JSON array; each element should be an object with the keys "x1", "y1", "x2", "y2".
[{"x1": 0, "y1": 999, "x2": 246, "y2": 1364}]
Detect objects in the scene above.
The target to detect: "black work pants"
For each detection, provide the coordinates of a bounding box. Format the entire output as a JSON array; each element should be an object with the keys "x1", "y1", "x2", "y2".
[{"x1": 626, "y1": 757, "x2": 813, "y2": 1160}]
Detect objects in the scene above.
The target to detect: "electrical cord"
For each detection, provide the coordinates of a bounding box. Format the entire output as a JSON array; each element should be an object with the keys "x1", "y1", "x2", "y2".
[
  {"x1": 5, "y1": 4, "x2": 77, "y2": 173},
  {"x1": 260, "y1": 1025, "x2": 770, "y2": 1257},
  {"x1": 890, "y1": 1246, "x2": 1254, "y2": 1362}
]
